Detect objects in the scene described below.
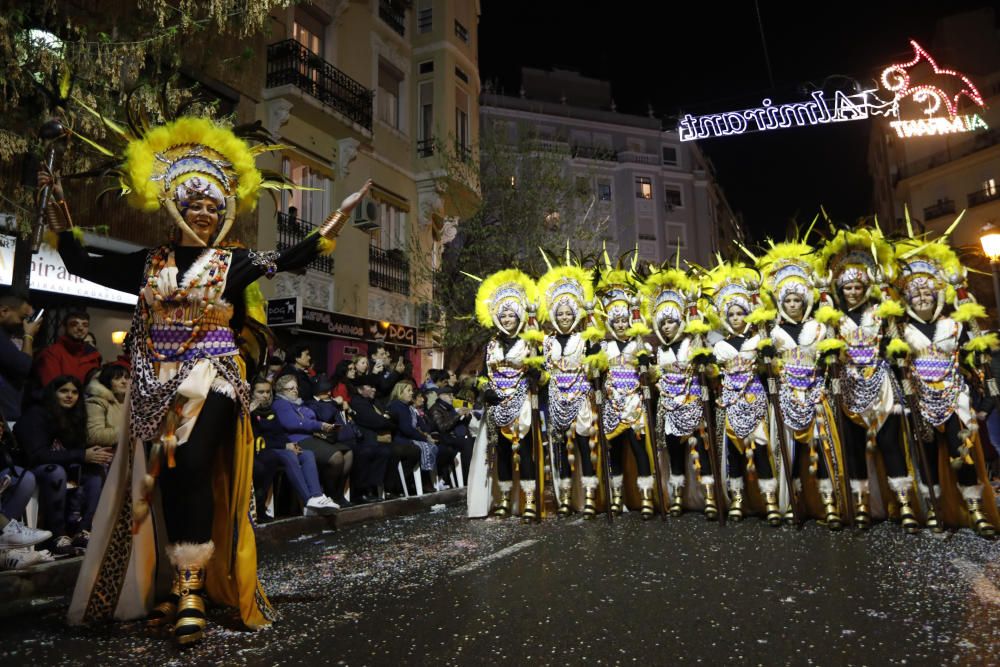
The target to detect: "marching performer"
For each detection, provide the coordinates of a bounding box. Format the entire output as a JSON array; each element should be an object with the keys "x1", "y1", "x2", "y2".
[
  {"x1": 537, "y1": 255, "x2": 602, "y2": 517},
  {"x1": 814, "y1": 227, "x2": 907, "y2": 530},
  {"x1": 466, "y1": 270, "x2": 540, "y2": 520},
  {"x1": 642, "y1": 266, "x2": 716, "y2": 519},
  {"x1": 45, "y1": 115, "x2": 370, "y2": 643},
  {"x1": 757, "y1": 240, "x2": 849, "y2": 529},
  {"x1": 595, "y1": 262, "x2": 658, "y2": 518},
  {"x1": 702, "y1": 261, "x2": 780, "y2": 524},
  {"x1": 894, "y1": 230, "x2": 999, "y2": 537}
]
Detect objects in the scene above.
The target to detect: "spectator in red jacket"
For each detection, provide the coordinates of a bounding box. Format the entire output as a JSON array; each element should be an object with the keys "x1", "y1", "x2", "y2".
[{"x1": 34, "y1": 311, "x2": 102, "y2": 389}]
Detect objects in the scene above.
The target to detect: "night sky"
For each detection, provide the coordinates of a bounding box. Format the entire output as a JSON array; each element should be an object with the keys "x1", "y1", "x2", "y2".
[{"x1": 479, "y1": 1, "x2": 1000, "y2": 241}]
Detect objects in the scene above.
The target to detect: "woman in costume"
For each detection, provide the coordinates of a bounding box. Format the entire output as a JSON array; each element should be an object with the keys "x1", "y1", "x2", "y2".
[
  {"x1": 814, "y1": 227, "x2": 909, "y2": 531},
  {"x1": 756, "y1": 241, "x2": 849, "y2": 529},
  {"x1": 466, "y1": 270, "x2": 539, "y2": 520},
  {"x1": 702, "y1": 262, "x2": 779, "y2": 524},
  {"x1": 594, "y1": 264, "x2": 657, "y2": 518},
  {"x1": 642, "y1": 266, "x2": 716, "y2": 519},
  {"x1": 893, "y1": 234, "x2": 999, "y2": 537},
  {"x1": 536, "y1": 254, "x2": 601, "y2": 517},
  {"x1": 42, "y1": 116, "x2": 371, "y2": 643}
]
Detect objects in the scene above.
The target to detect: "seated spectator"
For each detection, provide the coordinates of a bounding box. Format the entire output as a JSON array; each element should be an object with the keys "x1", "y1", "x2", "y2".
[
  {"x1": 282, "y1": 344, "x2": 316, "y2": 401},
  {"x1": 331, "y1": 359, "x2": 357, "y2": 405},
  {"x1": 309, "y1": 376, "x2": 390, "y2": 504},
  {"x1": 15, "y1": 376, "x2": 111, "y2": 555},
  {"x1": 0, "y1": 288, "x2": 42, "y2": 422},
  {"x1": 416, "y1": 389, "x2": 458, "y2": 488},
  {"x1": 353, "y1": 355, "x2": 370, "y2": 377},
  {"x1": 386, "y1": 381, "x2": 440, "y2": 482},
  {"x1": 34, "y1": 310, "x2": 102, "y2": 388},
  {"x1": 85, "y1": 363, "x2": 129, "y2": 449},
  {"x1": 249, "y1": 378, "x2": 338, "y2": 517},
  {"x1": 1, "y1": 414, "x2": 54, "y2": 569},
  {"x1": 351, "y1": 374, "x2": 419, "y2": 496},
  {"x1": 427, "y1": 384, "x2": 475, "y2": 482},
  {"x1": 272, "y1": 373, "x2": 352, "y2": 504},
  {"x1": 265, "y1": 353, "x2": 286, "y2": 384}
]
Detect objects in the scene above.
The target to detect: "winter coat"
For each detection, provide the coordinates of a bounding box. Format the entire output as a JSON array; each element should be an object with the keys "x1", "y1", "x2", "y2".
[
  {"x1": 85, "y1": 376, "x2": 125, "y2": 448},
  {"x1": 34, "y1": 336, "x2": 102, "y2": 389}
]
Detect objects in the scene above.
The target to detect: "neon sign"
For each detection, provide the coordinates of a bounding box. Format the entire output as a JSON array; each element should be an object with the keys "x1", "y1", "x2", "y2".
[{"x1": 678, "y1": 40, "x2": 989, "y2": 142}]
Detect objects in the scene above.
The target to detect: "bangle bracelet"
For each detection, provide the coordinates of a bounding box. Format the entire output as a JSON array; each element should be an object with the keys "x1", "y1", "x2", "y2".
[
  {"x1": 23, "y1": 334, "x2": 33, "y2": 341},
  {"x1": 318, "y1": 210, "x2": 348, "y2": 240}
]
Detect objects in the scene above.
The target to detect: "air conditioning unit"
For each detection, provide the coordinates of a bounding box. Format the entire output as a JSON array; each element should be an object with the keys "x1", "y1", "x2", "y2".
[{"x1": 353, "y1": 197, "x2": 380, "y2": 232}]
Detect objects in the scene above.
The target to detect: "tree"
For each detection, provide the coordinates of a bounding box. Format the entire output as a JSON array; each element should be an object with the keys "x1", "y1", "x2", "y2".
[
  {"x1": 412, "y1": 122, "x2": 608, "y2": 371},
  {"x1": 0, "y1": 0, "x2": 282, "y2": 229}
]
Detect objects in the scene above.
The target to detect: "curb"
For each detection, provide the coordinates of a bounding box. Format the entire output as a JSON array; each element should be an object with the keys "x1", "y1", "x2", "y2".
[{"x1": 0, "y1": 488, "x2": 465, "y2": 614}]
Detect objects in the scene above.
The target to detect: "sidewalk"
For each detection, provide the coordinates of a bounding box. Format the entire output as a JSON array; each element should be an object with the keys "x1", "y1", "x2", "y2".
[{"x1": 0, "y1": 487, "x2": 465, "y2": 615}]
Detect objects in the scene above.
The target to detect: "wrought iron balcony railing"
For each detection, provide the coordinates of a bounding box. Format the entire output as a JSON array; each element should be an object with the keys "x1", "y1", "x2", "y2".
[
  {"x1": 379, "y1": 0, "x2": 406, "y2": 36},
  {"x1": 276, "y1": 212, "x2": 334, "y2": 274},
  {"x1": 923, "y1": 199, "x2": 956, "y2": 220},
  {"x1": 571, "y1": 144, "x2": 618, "y2": 161},
  {"x1": 369, "y1": 245, "x2": 410, "y2": 295},
  {"x1": 417, "y1": 138, "x2": 435, "y2": 157},
  {"x1": 266, "y1": 39, "x2": 374, "y2": 131}
]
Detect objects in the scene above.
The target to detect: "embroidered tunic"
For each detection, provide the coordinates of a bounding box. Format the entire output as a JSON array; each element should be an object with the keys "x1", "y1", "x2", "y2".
[
  {"x1": 835, "y1": 304, "x2": 895, "y2": 429},
  {"x1": 655, "y1": 337, "x2": 704, "y2": 438},
  {"x1": 601, "y1": 338, "x2": 648, "y2": 437},
  {"x1": 714, "y1": 333, "x2": 768, "y2": 442},
  {"x1": 543, "y1": 333, "x2": 595, "y2": 437},
  {"x1": 901, "y1": 317, "x2": 972, "y2": 427},
  {"x1": 771, "y1": 320, "x2": 827, "y2": 433},
  {"x1": 484, "y1": 336, "x2": 532, "y2": 439}
]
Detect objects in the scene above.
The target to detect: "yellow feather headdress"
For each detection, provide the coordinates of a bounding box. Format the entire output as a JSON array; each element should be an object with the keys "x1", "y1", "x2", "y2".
[
  {"x1": 474, "y1": 269, "x2": 538, "y2": 335},
  {"x1": 757, "y1": 240, "x2": 817, "y2": 323},
  {"x1": 700, "y1": 259, "x2": 767, "y2": 334},
  {"x1": 537, "y1": 263, "x2": 593, "y2": 332},
  {"x1": 641, "y1": 267, "x2": 699, "y2": 344}
]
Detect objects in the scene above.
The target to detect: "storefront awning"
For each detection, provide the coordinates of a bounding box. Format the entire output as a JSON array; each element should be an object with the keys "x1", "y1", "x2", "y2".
[{"x1": 267, "y1": 297, "x2": 417, "y2": 347}]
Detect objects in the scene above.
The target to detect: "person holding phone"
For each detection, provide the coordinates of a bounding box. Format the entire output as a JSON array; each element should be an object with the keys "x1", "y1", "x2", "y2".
[{"x1": 0, "y1": 289, "x2": 42, "y2": 422}]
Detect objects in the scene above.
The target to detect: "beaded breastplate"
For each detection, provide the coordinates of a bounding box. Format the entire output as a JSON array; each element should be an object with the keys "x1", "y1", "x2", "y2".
[
  {"x1": 545, "y1": 335, "x2": 591, "y2": 432},
  {"x1": 486, "y1": 339, "x2": 527, "y2": 428},
  {"x1": 601, "y1": 347, "x2": 642, "y2": 434},
  {"x1": 779, "y1": 347, "x2": 823, "y2": 431},
  {"x1": 657, "y1": 361, "x2": 704, "y2": 437},
  {"x1": 142, "y1": 248, "x2": 238, "y2": 362},
  {"x1": 911, "y1": 348, "x2": 963, "y2": 426},
  {"x1": 720, "y1": 355, "x2": 767, "y2": 440},
  {"x1": 840, "y1": 316, "x2": 889, "y2": 416}
]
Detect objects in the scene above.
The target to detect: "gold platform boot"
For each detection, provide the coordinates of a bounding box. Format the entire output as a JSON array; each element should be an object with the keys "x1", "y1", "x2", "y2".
[
  {"x1": 760, "y1": 479, "x2": 780, "y2": 527},
  {"x1": 894, "y1": 484, "x2": 919, "y2": 535},
  {"x1": 146, "y1": 573, "x2": 180, "y2": 632},
  {"x1": 494, "y1": 482, "x2": 512, "y2": 518},
  {"x1": 582, "y1": 478, "x2": 598, "y2": 519},
  {"x1": 610, "y1": 476, "x2": 624, "y2": 515},
  {"x1": 521, "y1": 481, "x2": 538, "y2": 523},
  {"x1": 669, "y1": 475, "x2": 685, "y2": 517},
  {"x1": 557, "y1": 480, "x2": 572, "y2": 517},
  {"x1": 727, "y1": 479, "x2": 744, "y2": 521},
  {"x1": 922, "y1": 484, "x2": 943, "y2": 533},
  {"x1": 852, "y1": 481, "x2": 871, "y2": 530},
  {"x1": 639, "y1": 477, "x2": 655, "y2": 520},
  {"x1": 964, "y1": 486, "x2": 997, "y2": 538},
  {"x1": 819, "y1": 480, "x2": 842, "y2": 531},
  {"x1": 701, "y1": 478, "x2": 718, "y2": 520},
  {"x1": 169, "y1": 541, "x2": 214, "y2": 647}
]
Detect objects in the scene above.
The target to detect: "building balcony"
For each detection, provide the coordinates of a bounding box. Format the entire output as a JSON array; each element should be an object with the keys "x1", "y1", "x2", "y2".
[
  {"x1": 618, "y1": 150, "x2": 660, "y2": 166},
  {"x1": 265, "y1": 39, "x2": 374, "y2": 131},
  {"x1": 527, "y1": 138, "x2": 570, "y2": 154},
  {"x1": 923, "y1": 199, "x2": 956, "y2": 220},
  {"x1": 968, "y1": 188, "x2": 1000, "y2": 208},
  {"x1": 896, "y1": 129, "x2": 1000, "y2": 181},
  {"x1": 417, "y1": 138, "x2": 435, "y2": 158},
  {"x1": 379, "y1": 0, "x2": 406, "y2": 37},
  {"x1": 369, "y1": 245, "x2": 410, "y2": 295},
  {"x1": 571, "y1": 144, "x2": 618, "y2": 162},
  {"x1": 277, "y1": 212, "x2": 334, "y2": 274}
]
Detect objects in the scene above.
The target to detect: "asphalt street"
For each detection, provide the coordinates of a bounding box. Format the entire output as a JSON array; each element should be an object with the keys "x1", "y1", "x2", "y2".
[{"x1": 3, "y1": 506, "x2": 1000, "y2": 666}]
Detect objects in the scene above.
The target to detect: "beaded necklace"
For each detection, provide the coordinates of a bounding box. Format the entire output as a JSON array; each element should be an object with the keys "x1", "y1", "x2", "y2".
[{"x1": 142, "y1": 246, "x2": 230, "y2": 361}]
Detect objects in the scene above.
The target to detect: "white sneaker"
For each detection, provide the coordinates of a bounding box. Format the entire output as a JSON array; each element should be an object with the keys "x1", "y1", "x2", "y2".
[
  {"x1": 0, "y1": 548, "x2": 48, "y2": 571},
  {"x1": 0, "y1": 520, "x2": 52, "y2": 549},
  {"x1": 305, "y1": 496, "x2": 339, "y2": 515}
]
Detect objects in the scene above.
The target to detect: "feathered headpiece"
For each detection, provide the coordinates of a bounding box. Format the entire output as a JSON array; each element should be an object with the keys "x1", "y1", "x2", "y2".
[
  {"x1": 74, "y1": 99, "x2": 297, "y2": 247},
  {"x1": 893, "y1": 209, "x2": 968, "y2": 323},
  {"x1": 700, "y1": 258, "x2": 767, "y2": 335},
  {"x1": 474, "y1": 269, "x2": 537, "y2": 336},
  {"x1": 641, "y1": 267, "x2": 703, "y2": 345},
  {"x1": 757, "y1": 241, "x2": 817, "y2": 324},
  {"x1": 537, "y1": 252, "x2": 593, "y2": 334}
]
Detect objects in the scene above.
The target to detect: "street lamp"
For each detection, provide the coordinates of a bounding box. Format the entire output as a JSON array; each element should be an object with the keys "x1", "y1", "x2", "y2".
[{"x1": 979, "y1": 222, "x2": 1000, "y2": 327}]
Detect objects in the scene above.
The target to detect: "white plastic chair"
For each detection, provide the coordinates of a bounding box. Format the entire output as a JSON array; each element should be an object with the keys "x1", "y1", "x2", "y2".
[
  {"x1": 397, "y1": 461, "x2": 423, "y2": 497},
  {"x1": 450, "y1": 452, "x2": 464, "y2": 488},
  {"x1": 24, "y1": 487, "x2": 39, "y2": 528}
]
